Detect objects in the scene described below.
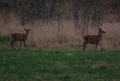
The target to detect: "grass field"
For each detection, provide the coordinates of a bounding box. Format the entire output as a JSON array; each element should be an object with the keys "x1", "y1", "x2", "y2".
[{"x1": 0, "y1": 50, "x2": 120, "y2": 81}]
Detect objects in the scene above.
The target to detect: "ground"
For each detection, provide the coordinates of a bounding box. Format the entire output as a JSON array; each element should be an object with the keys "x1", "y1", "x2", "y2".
[{"x1": 0, "y1": 50, "x2": 120, "y2": 81}]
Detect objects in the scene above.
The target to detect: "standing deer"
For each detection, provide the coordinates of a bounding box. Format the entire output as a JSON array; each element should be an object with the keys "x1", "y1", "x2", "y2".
[
  {"x1": 83, "y1": 28, "x2": 105, "y2": 51},
  {"x1": 11, "y1": 28, "x2": 30, "y2": 50}
]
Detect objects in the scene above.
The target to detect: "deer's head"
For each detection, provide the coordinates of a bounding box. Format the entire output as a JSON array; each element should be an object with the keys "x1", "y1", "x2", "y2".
[
  {"x1": 24, "y1": 28, "x2": 30, "y2": 34},
  {"x1": 99, "y1": 28, "x2": 105, "y2": 35}
]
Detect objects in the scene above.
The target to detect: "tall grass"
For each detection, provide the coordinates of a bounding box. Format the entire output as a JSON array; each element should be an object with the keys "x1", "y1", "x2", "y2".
[{"x1": 0, "y1": 13, "x2": 120, "y2": 51}]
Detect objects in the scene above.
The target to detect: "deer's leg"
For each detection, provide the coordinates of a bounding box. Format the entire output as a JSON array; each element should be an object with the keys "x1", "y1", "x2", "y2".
[
  {"x1": 95, "y1": 44, "x2": 98, "y2": 51},
  {"x1": 11, "y1": 41, "x2": 13, "y2": 50},
  {"x1": 83, "y1": 42, "x2": 87, "y2": 51},
  {"x1": 11, "y1": 39, "x2": 16, "y2": 50},
  {"x1": 98, "y1": 43, "x2": 103, "y2": 51},
  {"x1": 23, "y1": 41, "x2": 26, "y2": 49},
  {"x1": 19, "y1": 41, "x2": 22, "y2": 49},
  {"x1": 11, "y1": 40, "x2": 14, "y2": 50}
]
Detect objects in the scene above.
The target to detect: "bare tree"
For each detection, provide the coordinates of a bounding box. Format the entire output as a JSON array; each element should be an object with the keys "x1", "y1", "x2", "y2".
[
  {"x1": 73, "y1": 0, "x2": 104, "y2": 35},
  {"x1": 0, "y1": 0, "x2": 104, "y2": 32}
]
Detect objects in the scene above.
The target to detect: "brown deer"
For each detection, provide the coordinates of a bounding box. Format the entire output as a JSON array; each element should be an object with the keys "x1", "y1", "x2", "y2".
[
  {"x1": 83, "y1": 28, "x2": 105, "y2": 51},
  {"x1": 11, "y1": 28, "x2": 30, "y2": 50}
]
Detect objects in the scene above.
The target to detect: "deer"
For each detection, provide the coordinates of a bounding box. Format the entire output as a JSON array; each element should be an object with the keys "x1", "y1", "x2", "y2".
[
  {"x1": 11, "y1": 28, "x2": 30, "y2": 50},
  {"x1": 83, "y1": 28, "x2": 105, "y2": 51}
]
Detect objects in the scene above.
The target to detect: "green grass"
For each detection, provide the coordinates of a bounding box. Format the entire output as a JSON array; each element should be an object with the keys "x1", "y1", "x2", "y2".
[
  {"x1": 0, "y1": 36, "x2": 11, "y2": 49},
  {"x1": 0, "y1": 50, "x2": 120, "y2": 81}
]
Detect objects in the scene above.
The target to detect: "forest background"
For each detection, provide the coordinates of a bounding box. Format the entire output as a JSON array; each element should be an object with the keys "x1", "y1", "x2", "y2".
[{"x1": 0, "y1": 0, "x2": 120, "y2": 51}]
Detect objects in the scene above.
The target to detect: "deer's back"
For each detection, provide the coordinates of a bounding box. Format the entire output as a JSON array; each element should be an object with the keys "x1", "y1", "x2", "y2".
[
  {"x1": 84, "y1": 35, "x2": 100, "y2": 44},
  {"x1": 11, "y1": 33, "x2": 26, "y2": 41}
]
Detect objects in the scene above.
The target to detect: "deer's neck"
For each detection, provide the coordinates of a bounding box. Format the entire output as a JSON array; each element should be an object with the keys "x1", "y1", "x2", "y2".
[
  {"x1": 26, "y1": 32, "x2": 29, "y2": 35},
  {"x1": 25, "y1": 33, "x2": 29, "y2": 38},
  {"x1": 98, "y1": 33, "x2": 102, "y2": 40}
]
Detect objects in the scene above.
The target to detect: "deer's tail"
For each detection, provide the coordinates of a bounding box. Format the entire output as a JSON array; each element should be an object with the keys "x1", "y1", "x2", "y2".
[{"x1": 11, "y1": 34, "x2": 16, "y2": 38}]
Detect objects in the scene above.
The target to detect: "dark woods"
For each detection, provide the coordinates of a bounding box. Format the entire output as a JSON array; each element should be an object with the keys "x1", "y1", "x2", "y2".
[
  {"x1": 74, "y1": 0, "x2": 104, "y2": 35},
  {"x1": 0, "y1": 0, "x2": 104, "y2": 33}
]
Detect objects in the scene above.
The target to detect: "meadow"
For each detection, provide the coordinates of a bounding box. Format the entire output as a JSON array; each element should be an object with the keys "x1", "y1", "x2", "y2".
[
  {"x1": 0, "y1": 50, "x2": 120, "y2": 81},
  {"x1": 0, "y1": 8, "x2": 120, "y2": 81},
  {"x1": 0, "y1": 1, "x2": 120, "y2": 81}
]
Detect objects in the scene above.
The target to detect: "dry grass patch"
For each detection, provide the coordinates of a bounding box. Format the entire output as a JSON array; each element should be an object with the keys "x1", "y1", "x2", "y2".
[
  {"x1": 91, "y1": 61, "x2": 108, "y2": 70},
  {"x1": 0, "y1": 13, "x2": 120, "y2": 50}
]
